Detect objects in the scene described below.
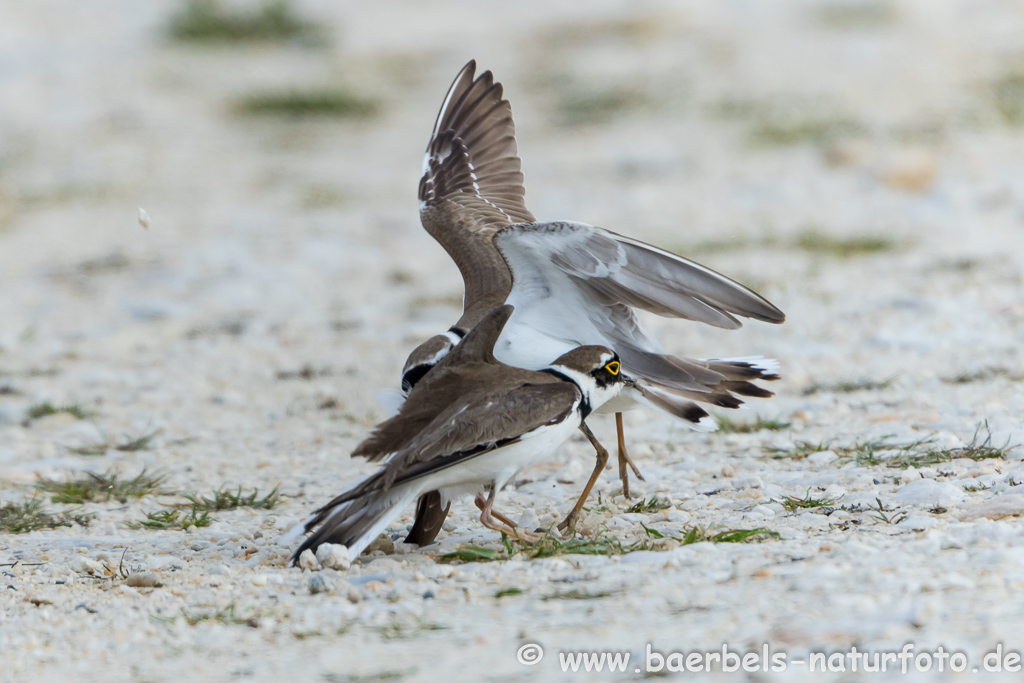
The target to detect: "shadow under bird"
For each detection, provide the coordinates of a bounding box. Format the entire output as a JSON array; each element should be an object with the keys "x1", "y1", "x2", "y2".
[
  {"x1": 284, "y1": 305, "x2": 627, "y2": 562},
  {"x1": 392, "y1": 60, "x2": 786, "y2": 543}
]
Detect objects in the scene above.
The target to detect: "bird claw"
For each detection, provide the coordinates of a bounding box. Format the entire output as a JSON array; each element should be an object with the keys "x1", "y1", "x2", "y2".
[{"x1": 557, "y1": 511, "x2": 579, "y2": 535}]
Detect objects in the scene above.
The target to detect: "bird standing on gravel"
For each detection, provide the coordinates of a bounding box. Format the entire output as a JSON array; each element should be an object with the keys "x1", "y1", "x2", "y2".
[
  {"x1": 284, "y1": 305, "x2": 628, "y2": 562},
  {"x1": 398, "y1": 61, "x2": 786, "y2": 538}
]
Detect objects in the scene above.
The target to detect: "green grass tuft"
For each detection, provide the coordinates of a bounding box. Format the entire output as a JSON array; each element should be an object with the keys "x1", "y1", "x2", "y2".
[
  {"x1": 168, "y1": 0, "x2": 322, "y2": 45},
  {"x1": 864, "y1": 498, "x2": 907, "y2": 525},
  {"x1": 681, "y1": 526, "x2": 781, "y2": 544},
  {"x1": 495, "y1": 587, "x2": 524, "y2": 598},
  {"x1": 794, "y1": 229, "x2": 897, "y2": 257},
  {"x1": 750, "y1": 117, "x2": 864, "y2": 147},
  {"x1": 180, "y1": 486, "x2": 279, "y2": 513},
  {"x1": 775, "y1": 490, "x2": 839, "y2": 512},
  {"x1": 626, "y1": 497, "x2": 673, "y2": 514},
  {"x1": 25, "y1": 402, "x2": 94, "y2": 421},
  {"x1": 438, "y1": 521, "x2": 782, "y2": 564},
  {"x1": 766, "y1": 425, "x2": 1011, "y2": 469},
  {"x1": 554, "y1": 86, "x2": 647, "y2": 126},
  {"x1": 438, "y1": 546, "x2": 501, "y2": 563},
  {"x1": 942, "y1": 367, "x2": 1021, "y2": 384},
  {"x1": 68, "y1": 429, "x2": 162, "y2": 456},
  {"x1": 157, "y1": 601, "x2": 261, "y2": 627},
  {"x1": 36, "y1": 468, "x2": 167, "y2": 504},
  {"x1": 802, "y1": 375, "x2": 896, "y2": 395},
  {"x1": 235, "y1": 88, "x2": 378, "y2": 119},
  {"x1": 128, "y1": 507, "x2": 213, "y2": 530},
  {"x1": 324, "y1": 671, "x2": 416, "y2": 683},
  {"x1": 0, "y1": 498, "x2": 89, "y2": 533},
  {"x1": 375, "y1": 619, "x2": 448, "y2": 641},
  {"x1": 993, "y1": 72, "x2": 1024, "y2": 126},
  {"x1": 916, "y1": 423, "x2": 1013, "y2": 464},
  {"x1": 764, "y1": 440, "x2": 834, "y2": 460},
  {"x1": 514, "y1": 534, "x2": 658, "y2": 559},
  {"x1": 816, "y1": 1, "x2": 898, "y2": 29},
  {"x1": 542, "y1": 589, "x2": 620, "y2": 601},
  {"x1": 717, "y1": 416, "x2": 793, "y2": 433},
  {"x1": 682, "y1": 229, "x2": 897, "y2": 259}
]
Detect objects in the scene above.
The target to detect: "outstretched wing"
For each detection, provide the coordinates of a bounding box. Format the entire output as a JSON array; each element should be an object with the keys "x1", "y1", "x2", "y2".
[
  {"x1": 492, "y1": 221, "x2": 783, "y2": 426},
  {"x1": 495, "y1": 221, "x2": 785, "y2": 329},
  {"x1": 419, "y1": 60, "x2": 534, "y2": 232}
]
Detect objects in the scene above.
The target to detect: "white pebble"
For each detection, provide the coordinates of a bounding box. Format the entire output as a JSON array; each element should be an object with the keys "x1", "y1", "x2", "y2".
[
  {"x1": 315, "y1": 543, "x2": 351, "y2": 571},
  {"x1": 297, "y1": 549, "x2": 318, "y2": 571},
  {"x1": 806, "y1": 450, "x2": 839, "y2": 465},
  {"x1": 69, "y1": 557, "x2": 104, "y2": 576},
  {"x1": 138, "y1": 207, "x2": 150, "y2": 229}
]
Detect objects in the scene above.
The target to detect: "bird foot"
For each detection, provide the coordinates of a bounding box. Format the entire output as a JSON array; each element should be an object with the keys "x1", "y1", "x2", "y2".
[{"x1": 475, "y1": 493, "x2": 542, "y2": 543}]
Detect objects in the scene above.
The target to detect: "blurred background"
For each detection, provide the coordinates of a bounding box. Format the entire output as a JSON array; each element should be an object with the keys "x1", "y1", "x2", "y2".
[
  {"x1": 2, "y1": 1, "x2": 1023, "y2": 393},
  {"x1": 2, "y1": 1, "x2": 1024, "y2": 680}
]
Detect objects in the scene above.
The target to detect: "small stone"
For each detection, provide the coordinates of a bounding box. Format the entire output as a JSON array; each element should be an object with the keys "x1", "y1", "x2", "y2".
[
  {"x1": 516, "y1": 508, "x2": 540, "y2": 531},
  {"x1": 959, "y1": 494, "x2": 1024, "y2": 521},
  {"x1": 721, "y1": 465, "x2": 735, "y2": 478},
  {"x1": 880, "y1": 148, "x2": 938, "y2": 193},
  {"x1": 366, "y1": 534, "x2": 394, "y2": 554},
  {"x1": 297, "y1": 549, "x2": 318, "y2": 571},
  {"x1": 27, "y1": 595, "x2": 53, "y2": 606},
  {"x1": 209, "y1": 565, "x2": 230, "y2": 576},
  {"x1": 251, "y1": 574, "x2": 267, "y2": 587},
  {"x1": 344, "y1": 585, "x2": 362, "y2": 603},
  {"x1": 896, "y1": 479, "x2": 966, "y2": 507},
  {"x1": 125, "y1": 572, "x2": 161, "y2": 588},
  {"x1": 138, "y1": 207, "x2": 151, "y2": 229},
  {"x1": 900, "y1": 515, "x2": 939, "y2": 530},
  {"x1": 308, "y1": 574, "x2": 332, "y2": 595},
  {"x1": 315, "y1": 543, "x2": 351, "y2": 571},
  {"x1": 806, "y1": 450, "x2": 839, "y2": 466},
  {"x1": 422, "y1": 590, "x2": 435, "y2": 600},
  {"x1": 69, "y1": 556, "x2": 105, "y2": 576}
]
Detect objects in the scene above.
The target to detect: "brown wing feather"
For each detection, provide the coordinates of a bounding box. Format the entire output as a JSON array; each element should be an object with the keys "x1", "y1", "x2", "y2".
[
  {"x1": 379, "y1": 381, "x2": 580, "y2": 487},
  {"x1": 418, "y1": 60, "x2": 534, "y2": 229}
]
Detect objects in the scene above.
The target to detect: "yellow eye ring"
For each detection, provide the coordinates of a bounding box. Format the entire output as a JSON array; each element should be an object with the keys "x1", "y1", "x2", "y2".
[{"x1": 605, "y1": 360, "x2": 620, "y2": 375}]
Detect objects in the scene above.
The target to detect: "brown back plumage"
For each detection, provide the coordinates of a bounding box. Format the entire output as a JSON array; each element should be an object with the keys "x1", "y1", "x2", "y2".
[{"x1": 354, "y1": 306, "x2": 570, "y2": 462}]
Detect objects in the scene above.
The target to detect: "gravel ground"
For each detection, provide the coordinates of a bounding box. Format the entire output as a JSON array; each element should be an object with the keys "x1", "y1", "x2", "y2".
[{"x1": 2, "y1": 1, "x2": 1024, "y2": 681}]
